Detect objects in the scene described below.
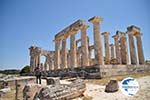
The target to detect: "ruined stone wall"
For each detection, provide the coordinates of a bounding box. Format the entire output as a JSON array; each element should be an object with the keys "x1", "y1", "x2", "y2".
[{"x1": 98, "y1": 64, "x2": 150, "y2": 78}]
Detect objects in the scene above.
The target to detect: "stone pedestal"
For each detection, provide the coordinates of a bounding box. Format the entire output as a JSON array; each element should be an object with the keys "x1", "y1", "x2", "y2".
[{"x1": 88, "y1": 16, "x2": 104, "y2": 65}]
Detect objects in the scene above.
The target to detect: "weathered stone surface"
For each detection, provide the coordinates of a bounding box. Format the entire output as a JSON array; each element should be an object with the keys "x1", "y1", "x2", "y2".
[
  {"x1": 36, "y1": 78, "x2": 86, "y2": 100},
  {"x1": 89, "y1": 16, "x2": 104, "y2": 65},
  {"x1": 70, "y1": 34, "x2": 77, "y2": 68},
  {"x1": 102, "y1": 32, "x2": 110, "y2": 64},
  {"x1": 81, "y1": 25, "x2": 89, "y2": 66},
  {"x1": 112, "y1": 34, "x2": 121, "y2": 64},
  {"x1": 105, "y1": 80, "x2": 118, "y2": 92},
  {"x1": 135, "y1": 33, "x2": 145, "y2": 64},
  {"x1": 46, "y1": 77, "x2": 60, "y2": 85},
  {"x1": 127, "y1": 27, "x2": 138, "y2": 65}
]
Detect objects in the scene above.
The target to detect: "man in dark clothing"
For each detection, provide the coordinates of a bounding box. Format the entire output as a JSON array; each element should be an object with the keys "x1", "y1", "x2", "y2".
[{"x1": 34, "y1": 64, "x2": 41, "y2": 84}]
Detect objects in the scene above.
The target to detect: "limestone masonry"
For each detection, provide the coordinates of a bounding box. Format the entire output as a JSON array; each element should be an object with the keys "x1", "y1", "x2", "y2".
[{"x1": 29, "y1": 16, "x2": 149, "y2": 78}]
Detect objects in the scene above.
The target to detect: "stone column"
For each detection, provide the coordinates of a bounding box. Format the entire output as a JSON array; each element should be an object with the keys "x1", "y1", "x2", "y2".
[
  {"x1": 30, "y1": 56, "x2": 34, "y2": 72},
  {"x1": 102, "y1": 32, "x2": 110, "y2": 64},
  {"x1": 67, "y1": 50, "x2": 71, "y2": 68},
  {"x1": 35, "y1": 56, "x2": 39, "y2": 68},
  {"x1": 70, "y1": 34, "x2": 77, "y2": 68},
  {"x1": 61, "y1": 38, "x2": 67, "y2": 69},
  {"x1": 77, "y1": 50, "x2": 81, "y2": 67},
  {"x1": 47, "y1": 59, "x2": 51, "y2": 71},
  {"x1": 81, "y1": 25, "x2": 89, "y2": 66},
  {"x1": 112, "y1": 35, "x2": 121, "y2": 64},
  {"x1": 135, "y1": 33, "x2": 145, "y2": 64},
  {"x1": 54, "y1": 40, "x2": 61, "y2": 69},
  {"x1": 127, "y1": 31, "x2": 137, "y2": 65},
  {"x1": 88, "y1": 16, "x2": 104, "y2": 65},
  {"x1": 109, "y1": 44, "x2": 115, "y2": 59},
  {"x1": 120, "y1": 32, "x2": 128, "y2": 64}
]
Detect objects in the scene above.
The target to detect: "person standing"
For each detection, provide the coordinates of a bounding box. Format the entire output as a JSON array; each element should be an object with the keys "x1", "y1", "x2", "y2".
[{"x1": 34, "y1": 64, "x2": 41, "y2": 84}]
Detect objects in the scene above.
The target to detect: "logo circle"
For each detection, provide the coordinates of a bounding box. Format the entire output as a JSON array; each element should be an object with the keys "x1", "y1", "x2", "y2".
[{"x1": 120, "y1": 77, "x2": 139, "y2": 96}]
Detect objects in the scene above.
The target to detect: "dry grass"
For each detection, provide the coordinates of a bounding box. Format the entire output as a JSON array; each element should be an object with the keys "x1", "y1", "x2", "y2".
[{"x1": 84, "y1": 72, "x2": 150, "y2": 85}]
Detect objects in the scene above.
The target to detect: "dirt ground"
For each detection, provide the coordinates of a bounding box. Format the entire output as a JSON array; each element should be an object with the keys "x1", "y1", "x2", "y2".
[{"x1": 82, "y1": 76, "x2": 150, "y2": 100}]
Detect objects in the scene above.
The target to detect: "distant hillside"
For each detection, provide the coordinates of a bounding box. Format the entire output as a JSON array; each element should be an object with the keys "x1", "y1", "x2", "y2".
[{"x1": 0, "y1": 69, "x2": 20, "y2": 75}]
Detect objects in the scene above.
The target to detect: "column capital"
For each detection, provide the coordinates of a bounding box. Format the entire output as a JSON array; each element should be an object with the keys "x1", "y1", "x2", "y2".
[
  {"x1": 112, "y1": 34, "x2": 119, "y2": 40},
  {"x1": 134, "y1": 32, "x2": 143, "y2": 37},
  {"x1": 101, "y1": 32, "x2": 109, "y2": 36},
  {"x1": 109, "y1": 43, "x2": 114, "y2": 47},
  {"x1": 116, "y1": 31, "x2": 126, "y2": 37},
  {"x1": 80, "y1": 24, "x2": 89, "y2": 30},
  {"x1": 88, "y1": 16, "x2": 103, "y2": 23},
  {"x1": 127, "y1": 25, "x2": 141, "y2": 35}
]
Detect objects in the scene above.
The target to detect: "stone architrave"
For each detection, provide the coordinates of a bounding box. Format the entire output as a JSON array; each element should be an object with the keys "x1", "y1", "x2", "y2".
[
  {"x1": 70, "y1": 34, "x2": 77, "y2": 68},
  {"x1": 112, "y1": 35, "x2": 121, "y2": 64},
  {"x1": 81, "y1": 25, "x2": 89, "y2": 66},
  {"x1": 102, "y1": 32, "x2": 110, "y2": 64},
  {"x1": 88, "y1": 16, "x2": 104, "y2": 65},
  {"x1": 54, "y1": 40, "x2": 61, "y2": 69},
  {"x1": 61, "y1": 38, "x2": 67, "y2": 69}
]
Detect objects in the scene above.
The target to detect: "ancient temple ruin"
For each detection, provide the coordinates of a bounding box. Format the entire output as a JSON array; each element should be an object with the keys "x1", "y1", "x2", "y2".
[{"x1": 29, "y1": 16, "x2": 149, "y2": 78}]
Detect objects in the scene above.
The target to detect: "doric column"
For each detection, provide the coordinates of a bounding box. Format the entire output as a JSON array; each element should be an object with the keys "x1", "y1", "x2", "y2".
[
  {"x1": 54, "y1": 40, "x2": 61, "y2": 69},
  {"x1": 135, "y1": 33, "x2": 145, "y2": 64},
  {"x1": 127, "y1": 26, "x2": 138, "y2": 65},
  {"x1": 67, "y1": 50, "x2": 71, "y2": 68},
  {"x1": 81, "y1": 25, "x2": 89, "y2": 66},
  {"x1": 61, "y1": 38, "x2": 67, "y2": 69},
  {"x1": 112, "y1": 35, "x2": 121, "y2": 64},
  {"x1": 70, "y1": 34, "x2": 77, "y2": 68},
  {"x1": 88, "y1": 16, "x2": 104, "y2": 65},
  {"x1": 109, "y1": 44, "x2": 115, "y2": 59},
  {"x1": 119, "y1": 32, "x2": 128, "y2": 64},
  {"x1": 30, "y1": 56, "x2": 34, "y2": 72},
  {"x1": 102, "y1": 32, "x2": 110, "y2": 64},
  {"x1": 77, "y1": 49, "x2": 81, "y2": 67}
]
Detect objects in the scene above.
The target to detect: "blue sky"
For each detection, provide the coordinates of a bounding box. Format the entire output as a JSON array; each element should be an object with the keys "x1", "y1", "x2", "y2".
[{"x1": 0, "y1": 0, "x2": 150, "y2": 70}]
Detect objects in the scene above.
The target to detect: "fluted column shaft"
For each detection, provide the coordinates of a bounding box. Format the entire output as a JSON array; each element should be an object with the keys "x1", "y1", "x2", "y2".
[
  {"x1": 128, "y1": 32, "x2": 137, "y2": 65},
  {"x1": 120, "y1": 33, "x2": 128, "y2": 64},
  {"x1": 81, "y1": 25, "x2": 89, "y2": 66},
  {"x1": 110, "y1": 44, "x2": 115, "y2": 59},
  {"x1": 113, "y1": 35, "x2": 121, "y2": 64},
  {"x1": 102, "y1": 32, "x2": 110, "y2": 64},
  {"x1": 135, "y1": 33, "x2": 145, "y2": 64},
  {"x1": 61, "y1": 39, "x2": 67, "y2": 69},
  {"x1": 70, "y1": 34, "x2": 77, "y2": 68},
  {"x1": 89, "y1": 16, "x2": 104, "y2": 65},
  {"x1": 54, "y1": 40, "x2": 61, "y2": 69}
]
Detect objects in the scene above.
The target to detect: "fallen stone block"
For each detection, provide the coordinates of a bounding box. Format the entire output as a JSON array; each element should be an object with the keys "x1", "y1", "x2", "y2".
[{"x1": 105, "y1": 80, "x2": 118, "y2": 92}]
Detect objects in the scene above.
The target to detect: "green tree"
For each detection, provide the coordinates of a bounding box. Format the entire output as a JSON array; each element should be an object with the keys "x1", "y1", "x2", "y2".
[{"x1": 20, "y1": 65, "x2": 30, "y2": 75}]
